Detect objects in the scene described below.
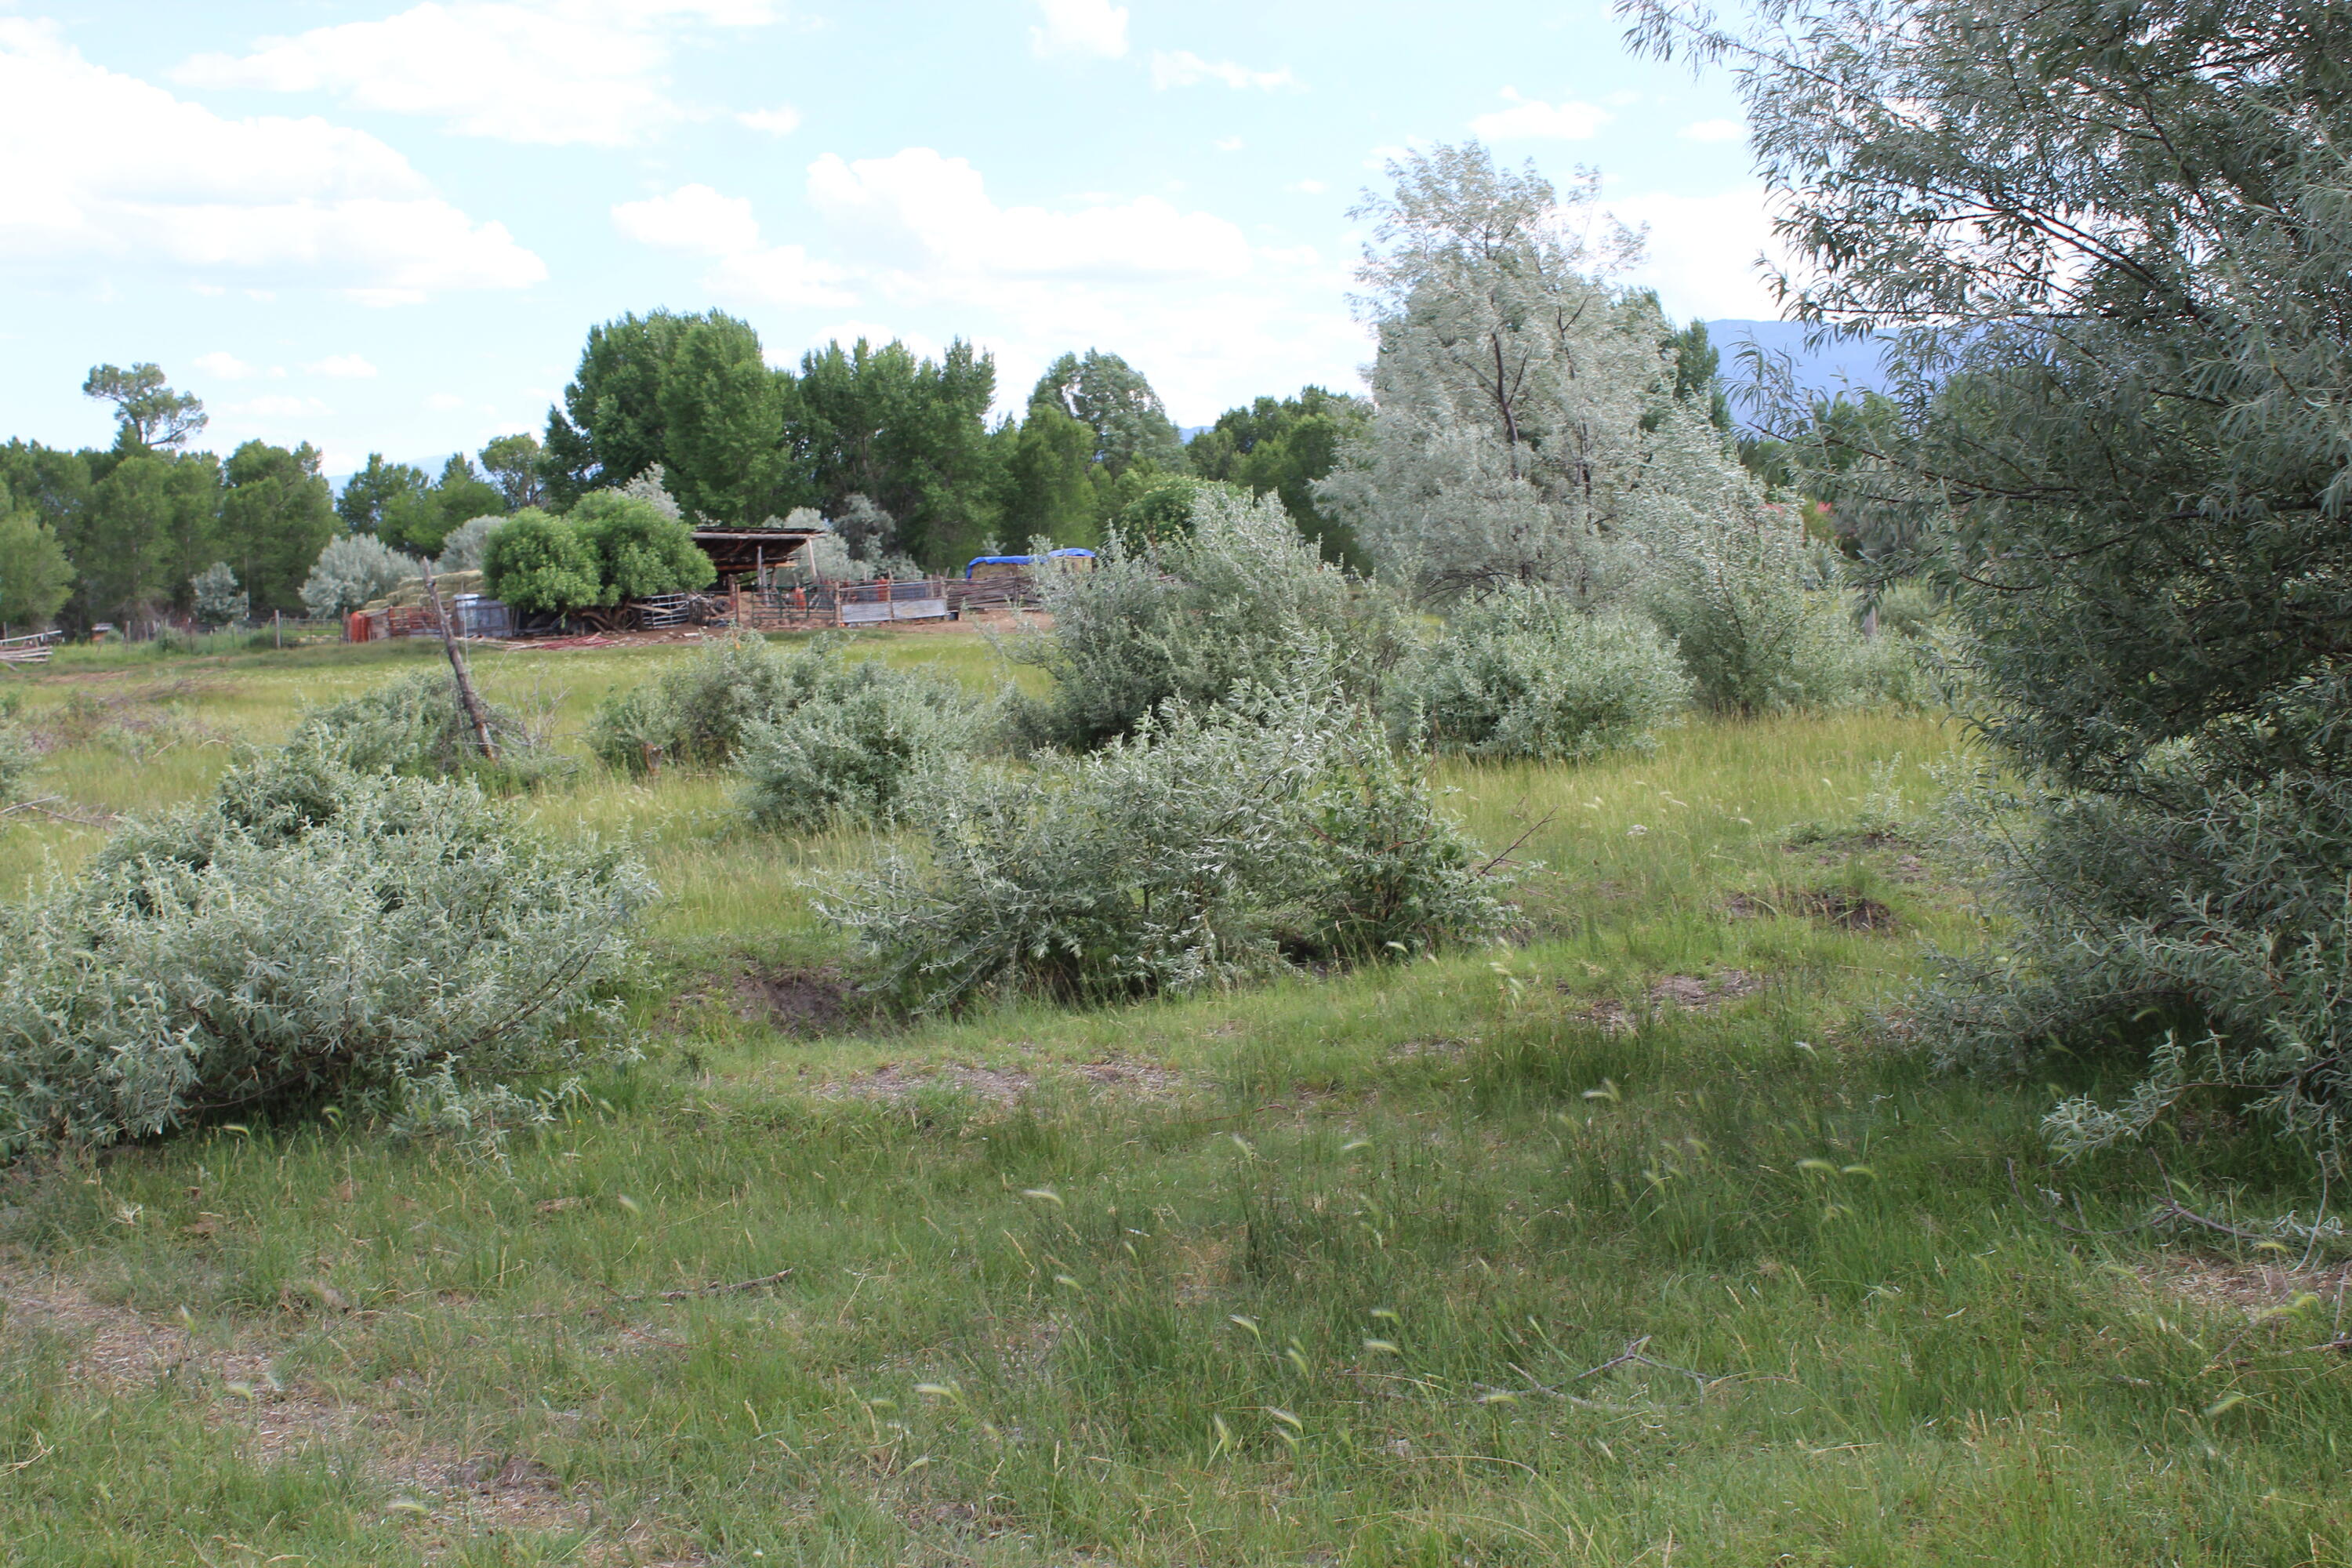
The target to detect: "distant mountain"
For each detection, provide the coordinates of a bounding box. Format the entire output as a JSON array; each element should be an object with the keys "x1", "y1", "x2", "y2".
[{"x1": 1702, "y1": 319, "x2": 1894, "y2": 421}]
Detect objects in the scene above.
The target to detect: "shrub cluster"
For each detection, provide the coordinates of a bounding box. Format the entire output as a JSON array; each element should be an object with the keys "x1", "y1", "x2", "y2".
[
  {"x1": 737, "y1": 662, "x2": 982, "y2": 835},
  {"x1": 1013, "y1": 488, "x2": 1408, "y2": 752},
  {"x1": 1398, "y1": 587, "x2": 1693, "y2": 760},
  {"x1": 289, "y1": 670, "x2": 574, "y2": 792},
  {"x1": 483, "y1": 495, "x2": 713, "y2": 615},
  {"x1": 299, "y1": 534, "x2": 423, "y2": 619},
  {"x1": 818, "y1": 691, "x2": 1512, "y2": 1013},
  {"x1": 589, "y1": 633, "x2": 827, "y2": 773},
  {"x1": 0, "y1": 696, "x2": 34, "y2": 806},
  {"x1": 0, "y1": 749, "x2": 651, "y2": 1161}
]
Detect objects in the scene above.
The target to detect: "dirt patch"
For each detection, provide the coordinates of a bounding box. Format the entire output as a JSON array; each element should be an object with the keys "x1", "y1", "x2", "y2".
[
  {"x1": 1566, "y1": 971, "x2": 1762, "y2": 1034},
  {"x1": 815, "y1": 1054, "x2": 1185, "y2": 1107},
  {"x1": 0, "y1": 1266, "x2": 279, "y2": 1395},
  {"x1": 1725, "y1": 888, "x2": 1900, "y2": 931},
  {"x1": 734, "y1": 967, "x2": 855, "y2": 1037},
  {"x1": 1794, "y1": 889, "x2": 1900, "y2": 932},
  {"x1": 2135, "y1": 1255, "x2": 2352, "y2": 1323},
  {"x1": 1071, "y1": 1058, "x2": 1186, "y2": 1096},
  {"x1": 820, "y1": 1063, "x2": 1036, "y2": 1105}
]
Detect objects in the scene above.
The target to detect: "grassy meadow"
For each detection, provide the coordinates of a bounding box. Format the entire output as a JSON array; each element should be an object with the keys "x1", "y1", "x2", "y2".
[{"x1": 2, "y1": 630, "x2": 2348, "y2": 1566}]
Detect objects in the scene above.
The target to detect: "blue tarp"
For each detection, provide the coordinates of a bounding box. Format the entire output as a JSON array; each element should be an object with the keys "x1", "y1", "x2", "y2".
[{"x1": 964, "y1": 549, "x2": 1094, "y2": 579}]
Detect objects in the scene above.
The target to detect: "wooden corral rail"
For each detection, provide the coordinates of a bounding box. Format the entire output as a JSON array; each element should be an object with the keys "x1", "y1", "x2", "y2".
[{"x1": 0, "y1": 631, "x2": 64, "y2": 666}]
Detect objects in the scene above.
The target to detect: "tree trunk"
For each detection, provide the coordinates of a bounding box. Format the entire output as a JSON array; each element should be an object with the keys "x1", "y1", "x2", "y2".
[{"x1": 421, "y1": 560, "x2": 499, "y2": 762}]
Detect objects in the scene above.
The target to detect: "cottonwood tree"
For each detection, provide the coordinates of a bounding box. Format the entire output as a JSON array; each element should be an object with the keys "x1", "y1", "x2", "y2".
[
  {"x1": 82, "y1": 364, "x2": 207, "y2": 453},
  {"x1": 1030, "y1": 350, "x2": 1186, "y2": 477},
  {"x1": 1316, "y1": 143, "x2": 1694, "y2": 603},
  {"x1": 1625, "y1": 0, "x2": 2352, "y2": 1157}
]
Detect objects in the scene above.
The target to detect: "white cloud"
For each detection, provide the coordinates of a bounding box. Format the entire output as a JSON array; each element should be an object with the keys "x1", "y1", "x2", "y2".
[
  {"x1": 1214, "y1": 136, "x2": 1245, "y2": 153},
  {"x1": 194, "y1": 351, "x2": 270, "y2": 381},
  {"x1": 1606, "y1": 186, "x2": 1787, "y2": 320},
  {"x1": 174, "y1": 1, "x2": 782, "y2": 147},
  {"x1": 426, "y1": 392, "x2": 468, "y2": 412},
  {"x1": 609, "y1": 183, "x2": 853, "y2": 306},
  {"x1": 807, "y1": 147, "x2": 1251, "y2": 288},
  {"x1": 1150, "y1": 50, "x2": 1297, "y2": 91},
  {"x1": 1468, "y1": 88, "x2": 1611, "y2": 140},
  {"x1": 307, "y1": 354, "x2": 379, "y2": 378},
  {"x1": 1029, "y1": 0, "x2": 1127, "y2": 59},
  {"x1": 1681, "y1": 118, "x2": 1746, "y2": 143},
  {"x1": 612, "y1": 184, "x2": 762, "y2": 255},
  {"x1": 0, "y1": 20, "x2": 544, "y2": 301},
  {"x1": 1287, "y1": 180, "x2": 1327, "y2": 194},
  {"x1": 737, "y1": 104, "x2": 802, "y2": 136}
]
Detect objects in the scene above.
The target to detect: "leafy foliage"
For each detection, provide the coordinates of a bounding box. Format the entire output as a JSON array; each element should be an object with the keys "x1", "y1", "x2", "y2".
[
  {"x1": 568, "y1": 492, "x2": 716, "y2": 601},
  {"x1": 0, "y1": 750, "x2": 649, "y2": 1161},
  {"x1": 1013, "y1": 487, "x2": 1408, "y2": 752},
  {"x1": 737, "y1": 659, "x2": 984, "y2": 834},
  {"x1": 299, "y1": 532, "x2": 423, "y2": 619},
  {"x1": 818, "y1": 691, "x2": 1512, "y2": 1013},
  {"x1": 587, "y1": 633, "x2": 877, "y2": 774},
  {"x1": 1400, "y1": 588, "x2": 1692, "y2": 760},
  {"x1": 1317, "y1": 144, "x2": 1679, "y2": 604},
  {"x1": 0, "y1": 479, "x2": 73, "y2": 630},
  {"x1": 435, "y1": 515, "x2": 506, "y2": 572},
  {"x1": 1628, "y1": 0, "x2": 2352, "y2": 1155},
  {"x1": 1635, "y1": 416, "x2": 1900, "y2": 713},
  {"x1": 481, "y1": 508, "x2": 602, "y2": 614},
  {"x1": 189, "y1": 561, "x2": 245, "y2": 627},
  {"x1": 1029, "y1": 349, "x2": 1185, "y2": 476},
  {"x1": 0, "y1": 698, "x2": 34, "y2": 806},
  {"x1": 289, "y1": 670, "x2": 573, "y2": 792}
]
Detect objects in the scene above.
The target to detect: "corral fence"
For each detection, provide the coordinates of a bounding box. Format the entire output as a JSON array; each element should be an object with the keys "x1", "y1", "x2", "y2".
[{"x1": 0, "y1": 630, "x2": 64, "y2": 666}]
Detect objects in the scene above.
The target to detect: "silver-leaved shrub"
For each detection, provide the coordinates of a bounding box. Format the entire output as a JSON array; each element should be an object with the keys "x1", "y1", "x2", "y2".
[
  {"x1": 1012, "y1": 488, "x2": 1410, "y2": 752},
  {"x1": 737, "y1": 662, "x2": 982, "y2": 835},
  {"x1": 817, "y1": 689, "x2": 1512, "y2": 1013},
  {"x1": 291, "y1": 670, "x2": 574, "y2": 792},
  {"x1": 589, "y1": 633, "x2": 858, "y2": 775},
  {"x1": 0, "y1": 749, "x2": 651, "y2": 1161},
  {"x1": 1399, "y1": 586, "x2": 1692, "y2": 760}
]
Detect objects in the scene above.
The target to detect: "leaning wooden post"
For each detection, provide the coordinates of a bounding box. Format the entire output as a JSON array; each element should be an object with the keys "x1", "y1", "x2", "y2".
[{"x1": 421, "y1": 558, "x2": 499, "y2": 762}]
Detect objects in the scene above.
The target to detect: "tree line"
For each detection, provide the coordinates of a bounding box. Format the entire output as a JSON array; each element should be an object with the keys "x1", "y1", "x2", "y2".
[{"x1": 0, "y1": 325, "x2": 1409, "y2": 636}]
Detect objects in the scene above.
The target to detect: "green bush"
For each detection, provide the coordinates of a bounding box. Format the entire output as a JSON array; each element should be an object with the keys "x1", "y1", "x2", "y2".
[
  {"x1": 818, "y1": 691, "x2": 1512, "y2": 1013},
  {"x1": 569, "y1": 492, "x2": 716, "y2": 600},
  {"x1": 0, "y1": 698, "x2": 34, "y2": 806},
  {"x1": 0, "y1": 750, "x2": 651, "y2": 1161},
  {"x1": 587, "y1": 633, "x2": 889, "y2": 775},
  {"x1": 289, "y1": 670, "x2": 574, "y2": 792},
  {"x1": 738, "y1": 662, "x2": 981, "y2": 834},
  {"x1": 1014, "y1": 487, "x2": 1409, "y2": 751},
  {"x1": 1400, "y1": 588, "x2": 1692, "y2": 760},
  {"x1": 483, "y1": 507, "x2": 601, "y2": 614}
]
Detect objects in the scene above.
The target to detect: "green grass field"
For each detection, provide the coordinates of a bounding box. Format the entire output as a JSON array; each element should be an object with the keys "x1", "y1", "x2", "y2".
[{"x1": 2, "y1": 631, "x2": 2347, "y2": 1566}]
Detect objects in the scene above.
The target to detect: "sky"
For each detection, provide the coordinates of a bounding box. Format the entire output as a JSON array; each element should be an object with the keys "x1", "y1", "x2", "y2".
[{"x1": 0, "y1": 0, "x2": 1778, "y2": 474}]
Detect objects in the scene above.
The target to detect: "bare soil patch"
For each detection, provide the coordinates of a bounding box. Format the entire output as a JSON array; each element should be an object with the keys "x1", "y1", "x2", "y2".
[
  {"x1": 734, "y1": 965, "x2": 855, "y2": 1037},
  {"x1": 2134, "y1": 1254, "x2": 2352, "y2": 1324},
  {"x1": 1566, "y1": 971, "x2": 1762, "y2": 1033},
  {"x1": 1724, "y1": 887, "x2": 1900, "y2": 932}
]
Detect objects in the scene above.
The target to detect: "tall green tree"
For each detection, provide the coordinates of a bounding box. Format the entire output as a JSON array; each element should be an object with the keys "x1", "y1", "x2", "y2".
[
  {"x1": 217, "y1": 441, "x2": 337, "y2": 614},
  {"x1": 82, "y1": 364, "x2": 207, "y2": 453},
  {"x1": 540, "y1": 310, "x2": 707, "y2": 506},
  {"x1": 1627, "y1": 0, "x2": 2352, "y2": 1156},
  {"x1": 411, "y1": 454, "x2": 505, "y2": 554},
  {"x1": 1188, "y1": 387, "x2": 1372, "y2": 568},
  {"x1": 0, "y1": 478, "x2": 74, "y2": 633},
  {"x1": 81, "y1": 452, "x2": 222, "y2": 626},
  {"x1": 1029, "y1": 350, "x2": 1185, "y2": 476},
  {"x1": 478, "y1": 433, "x2": 544, "y2": 510},
  {"x1": 336, "y1": 455, "x2": 430, "y2": 537},
  {"x1": 1001, "y1": 405, "x2": 1100, "y2": 546},
  {"x1": 797, "y1": 337, "x2": 1003, "y2": 564},
  {"x1": 658, "y1": 317, "x2": 808, "y2": 524}
]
